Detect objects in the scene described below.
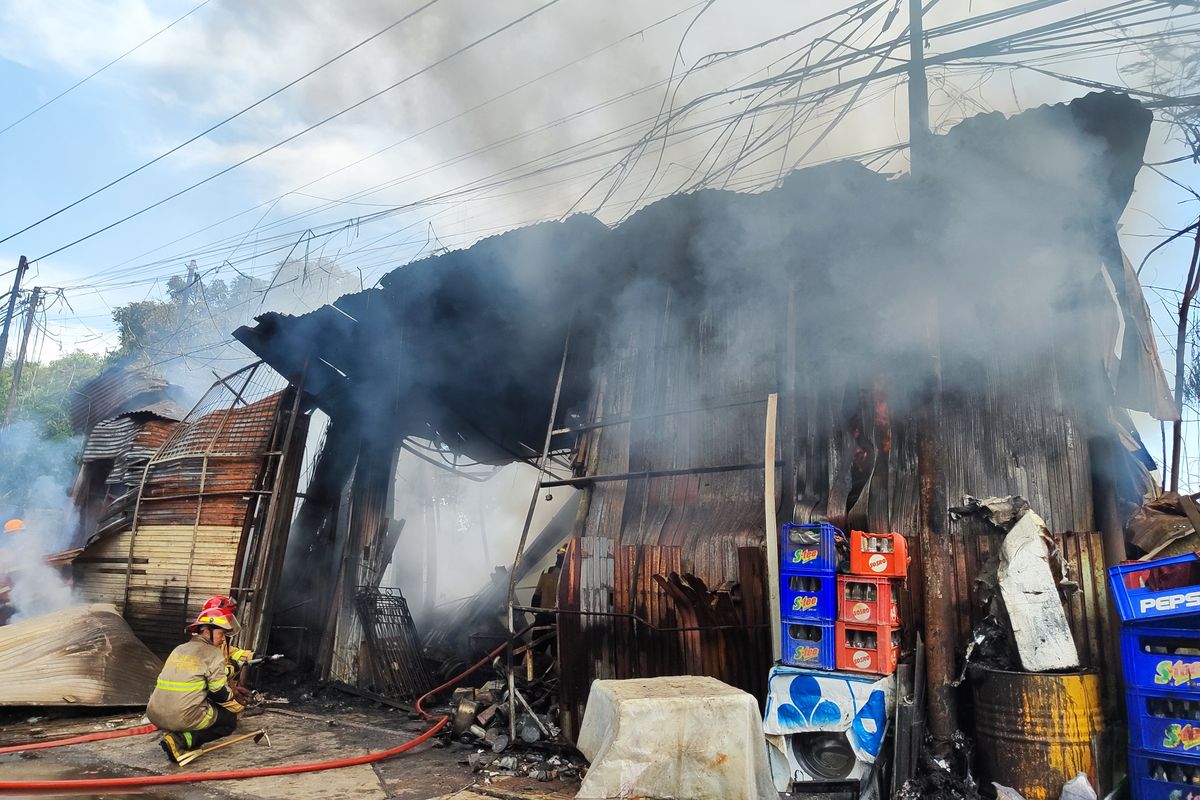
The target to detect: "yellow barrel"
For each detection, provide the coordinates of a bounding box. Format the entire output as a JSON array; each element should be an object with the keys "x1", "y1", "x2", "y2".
[{"x1": 971, "y1": 666, "x2": 1103, "y2": 800}]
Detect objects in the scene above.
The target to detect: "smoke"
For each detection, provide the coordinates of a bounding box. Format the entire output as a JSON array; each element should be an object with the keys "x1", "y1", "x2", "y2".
[
  {"x1": 0, "y1": 422, "x2": 81, "y2": 622},
  {"x1": 384, "y1": 450, "x2": 574, "y2": 621}
]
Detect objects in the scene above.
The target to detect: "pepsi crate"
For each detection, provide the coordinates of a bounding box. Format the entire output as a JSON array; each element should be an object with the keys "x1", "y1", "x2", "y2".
[
  {"x1": 781, "y1": 522, "x2": 841, "y2": 573},
  {"x1": 1130, "y1": 747, "x2": 1200, "y2": 799},
  {"x1": 780, "y1": 619, "x2": 836, "y2": 670},
  {"x1": 1123, "y1": 626, "x2": 1200, "y2": 692},
  {"x1": 779, "y1": 571, "x2": 837, "y2": 622},
  {"x1": 1127, "y1": 686, "x2": 1200, "y2": 759},
  {"x1": 1108, "y1": 553, "x2": 1200, "y2": 625}
]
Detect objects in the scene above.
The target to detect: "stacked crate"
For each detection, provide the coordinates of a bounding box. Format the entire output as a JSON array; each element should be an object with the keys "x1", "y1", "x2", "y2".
[
  {"x1": 1108, "y1": 554, "x2": 1200, "y2": 800},
  {"x1": 835, "y1": 530, "x2": 907, "y2": 675},
  {"x1": 778, "y1": 522, "x2": 839, "y2": 670}
]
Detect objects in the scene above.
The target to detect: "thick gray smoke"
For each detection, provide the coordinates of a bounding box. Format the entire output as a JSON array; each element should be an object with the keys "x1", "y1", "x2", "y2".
[{"x1": 0, "y1": 423, "x2": 81, "y2": 621}]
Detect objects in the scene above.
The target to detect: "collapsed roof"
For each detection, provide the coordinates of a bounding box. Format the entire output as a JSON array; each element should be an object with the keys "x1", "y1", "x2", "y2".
[{"x1": 234, "y1": 91, "x2": 1172, "y2": 463}]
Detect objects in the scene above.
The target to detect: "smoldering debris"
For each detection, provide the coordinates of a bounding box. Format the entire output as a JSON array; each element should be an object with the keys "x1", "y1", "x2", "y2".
[{"x1": 949, "y1": 495, "x2": 1031, "y2": 528}]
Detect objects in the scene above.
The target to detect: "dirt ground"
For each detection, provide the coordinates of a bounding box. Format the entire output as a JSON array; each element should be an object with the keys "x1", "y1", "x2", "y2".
[{"x1": 0, "y1": 695, "x2": 581, "y2": 800}]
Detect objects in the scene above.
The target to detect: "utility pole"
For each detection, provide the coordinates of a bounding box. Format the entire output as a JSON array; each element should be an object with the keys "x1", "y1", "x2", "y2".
[
  {"x1": 0, "y1": 256, "x2": 29, "y2": 375},
  {"x1": 5, "y1": 287, "x2": 43, "y2": 424},
  {"x1": 908, "y1": 0, "x2": 930, "y2": 169},
  {"x1": 908, "y1": 0, "x2": 959, "y2": 757}
]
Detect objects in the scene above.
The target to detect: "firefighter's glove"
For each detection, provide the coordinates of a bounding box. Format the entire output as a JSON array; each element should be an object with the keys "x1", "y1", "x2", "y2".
[{"x1": 218, "y1": 698, "x2": 246, "y2": 715}]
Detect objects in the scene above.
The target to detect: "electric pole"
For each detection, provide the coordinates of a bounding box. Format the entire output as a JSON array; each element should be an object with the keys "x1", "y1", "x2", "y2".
[
  {"x1": 908, "y1": 0, "x2": 930, "y2": 169},
  {"x1": 5, "y1": 287, "x2": 43, "y2": 424},
  {"x1": 908, "y1": 0, "x2": 959, "y2": 757},
  {"x1": 0, "y1": 256, "x2": 29, "y2": 375}
]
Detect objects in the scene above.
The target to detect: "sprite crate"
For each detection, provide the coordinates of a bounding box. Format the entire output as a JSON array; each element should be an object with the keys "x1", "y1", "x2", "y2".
[
  {"x1": 779, "y1": 571, "x2": 837, "y2": 622},
  {"x1": 1127, "y1": 686, "x2": 1200, "y2": 759},
  {"x1": 780, "y1": 619, "x2": 836, "y2": 670},
  {"x1": 780, "y1": 522, "x2": 841, "y2": 573},
  {"x1": 837, "y1": 575, "x2": 900, "y2": 626},
  {"x1": 1123, "y1": 626, "x2": 1200, "y2": 693},
  {"x1": 1109, "y1": 554, "x2": 1200, "y2": 625},
  {"x1": 1129, "y1": 747, "x2": 1200, "y2": 800}
]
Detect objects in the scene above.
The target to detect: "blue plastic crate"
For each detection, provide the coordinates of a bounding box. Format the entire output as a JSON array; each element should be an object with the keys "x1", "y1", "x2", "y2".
[
  {"x1": 781, "y1": 523, "x2": 841, "y2": 573},
  {"x1": 1127, "y1": 687, "x2": 1200, "y2": 759},
  {"x1": 1129, "y1": 747, "x2": 1200, "y2": 800},
  {"x1": 779, "y1": 571, "x2": 837, "y2": 622},
  {"x1": 780, "y1": 619, "x2": 836, "y2": 670},
  {"x1": 1109, "y1": 554, "x2": 1200, "y2": 625},
  {"x1": 1123, "y1": 626, "x2": 1200, "y2": 693}
]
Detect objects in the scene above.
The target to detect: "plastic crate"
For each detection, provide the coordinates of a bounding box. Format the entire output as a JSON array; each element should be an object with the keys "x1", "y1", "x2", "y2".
[
  {"x1": 781, "y1": 619, "x2": 836, "y2": 670},
  {"x1": 848, "y1": 531, "x2": 908, "y2": 578},
  {"x1": 1127, "y1": 686, "x2": 1200, "y2": 759},
  {"x1": 781, "y1": 523, "x2": 841, "y2": 573},
  {"x1": 835, "y1": 621, "x2": 901, "y2": 675},
  {"x1": 1129, "y1": 747, "x2": 1200, "y2": 799},
  {"x1": 780, "y1": 571, "x2": 837, "y2": 622},
  {"x1": 837, "y1": 576, "x2": 900, "y2": 626},
  {"x1": 1123, "y1": 626, "x2": 1200, "y2": 692},
  {"x1": 1108, "y1": 553, "x2": 1200, "y2": 625}
]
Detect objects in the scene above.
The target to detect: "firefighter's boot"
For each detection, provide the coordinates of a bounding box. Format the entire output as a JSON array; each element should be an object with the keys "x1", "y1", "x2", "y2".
[{"x1": 159, "y1": 731, "x2": 190, "y2": 763}]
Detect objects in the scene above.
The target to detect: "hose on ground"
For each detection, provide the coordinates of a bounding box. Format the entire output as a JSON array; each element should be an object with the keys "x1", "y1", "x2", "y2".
[
  {"x1": 0, "y1": 624, "x2": 534, "y2": 793},
  {"x1": 0, "y1": 723, "x2": 158, "y2": 754}
]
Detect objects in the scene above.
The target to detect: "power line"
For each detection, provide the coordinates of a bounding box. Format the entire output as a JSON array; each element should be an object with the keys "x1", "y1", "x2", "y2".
[
  {"x1": 0, "y1": 0, "x2": 445, "y2": 248},
  {"x1": 29, "y1": 0, "x2": 566, "y2": 264},
  {"x1": 0, "y1": 0, "x2": 213, "y2": 137}
]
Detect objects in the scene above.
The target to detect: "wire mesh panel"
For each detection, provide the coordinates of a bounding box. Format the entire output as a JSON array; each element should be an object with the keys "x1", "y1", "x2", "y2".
[
  {"x1": 354, "y1": 586, "x2": 434, "y2": 701},
  {"x1": 118, "y1": 362, "x2": 295, "y2": 654}
]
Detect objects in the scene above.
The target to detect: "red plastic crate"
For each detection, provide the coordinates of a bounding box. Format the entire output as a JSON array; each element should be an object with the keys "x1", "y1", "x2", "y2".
[
  {"x1": 836, "y1": 621, "x2": 901, "y2": 675},
  {"x1": 849, "y1": 531, "x2": 909, "y2": 578},
  {"x1": 837, "y1": 575, "x2": 900, "y2": 626}
]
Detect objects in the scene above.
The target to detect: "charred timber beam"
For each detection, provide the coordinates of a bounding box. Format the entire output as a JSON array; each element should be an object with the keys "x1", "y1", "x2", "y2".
[
  {"x1": 539, "y1": 461, "x2": 782, "y2": 488},
  {"x1": 551, "y1": 395, "x2": 767, "y2": 436}
]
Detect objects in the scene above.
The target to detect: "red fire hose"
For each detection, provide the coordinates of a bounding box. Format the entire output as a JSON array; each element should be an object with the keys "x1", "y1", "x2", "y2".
[
  {"x1": 0, "y1": 723, "x2": 159, "y2": 755},
  {"x1": 0, "y1": 626, "x2": 532, "y2": 793}
]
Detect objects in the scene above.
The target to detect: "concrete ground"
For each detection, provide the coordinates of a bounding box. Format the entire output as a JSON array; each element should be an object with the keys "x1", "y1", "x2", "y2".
[{"x1": 0, "y1": 704, "x2": 579, "y2": 800}]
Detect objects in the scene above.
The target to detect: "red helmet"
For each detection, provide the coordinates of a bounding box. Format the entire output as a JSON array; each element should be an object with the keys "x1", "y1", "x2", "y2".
[
  {"x1": 201, "y1": 595, "x2": 237, "y2": 615},
  {"x1": 185, "y1": 609, "x2": 236, "y2": 634}
]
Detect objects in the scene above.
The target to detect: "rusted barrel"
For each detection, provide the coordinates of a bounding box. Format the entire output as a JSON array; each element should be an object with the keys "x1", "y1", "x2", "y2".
[{"x1": 971, "y1": 666, "x2": 1103, "y2": 800}]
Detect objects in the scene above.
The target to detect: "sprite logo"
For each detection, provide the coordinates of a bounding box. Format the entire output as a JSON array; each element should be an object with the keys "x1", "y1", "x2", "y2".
[
  {"x1": 792, "y1": 596, "x2": 818, "y2": 612},
  {"x1": 791, "y1": 549, "x2": 819, "y2": 565},
  {"x1": 794, "y1": 645, "x2": 820, "y2": 662},
  {"x1": 1163, "y1": 723, "x2": 1200, "y2": 751},
  {"x1": 1156, "y1": 659, "x2": 1200, "y2": 686}
]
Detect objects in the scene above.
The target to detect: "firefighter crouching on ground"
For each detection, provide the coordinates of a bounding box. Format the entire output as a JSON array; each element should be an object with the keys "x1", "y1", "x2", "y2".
[{"x1": 148, "y1": 609, "x2": 244, "y2": 762}]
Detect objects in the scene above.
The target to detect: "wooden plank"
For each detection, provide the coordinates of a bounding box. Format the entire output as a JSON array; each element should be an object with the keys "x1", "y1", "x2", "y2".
[{"x1": 764, "y1": 393, "x2": 780, "y2": 661}]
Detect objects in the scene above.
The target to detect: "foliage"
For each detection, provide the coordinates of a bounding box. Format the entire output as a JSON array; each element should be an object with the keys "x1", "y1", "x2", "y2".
[{"x1": 0, "y1": 350, "x2": 108, "y2": 440}]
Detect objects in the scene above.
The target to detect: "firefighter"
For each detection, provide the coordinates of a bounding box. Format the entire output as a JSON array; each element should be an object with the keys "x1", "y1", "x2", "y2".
[
  {"x1": 198, "y1": 595, "x2": 254, "y2": 704},
  {"x1": 0, "y1": 519, "x2": 25, "y2": 626},
  {"x1": 147, "y1": 609, "x2": 244, "y2": 762}
]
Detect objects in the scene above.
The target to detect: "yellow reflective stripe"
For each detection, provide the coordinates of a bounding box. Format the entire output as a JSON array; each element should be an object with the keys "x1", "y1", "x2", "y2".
[
  {"x1": 208, "y1": 676, "x2": 227, "y2": 691},
  {"x1": 156, "y1": 678, "x2": 205, "y2": 691},
  {"x1": 198, "y1": 704, "x2": 216, "y2": 729}
]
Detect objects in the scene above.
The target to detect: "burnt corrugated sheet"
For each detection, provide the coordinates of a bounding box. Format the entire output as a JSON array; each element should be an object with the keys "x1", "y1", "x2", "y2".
[
  {"x1": 70, "y1": 367, "x2": 172, "y2": 434},
  {"x1": 74, "y1": 389, "x2": 289, "y2": 655},
  {"x1": 82, "y1": 417, "x2": 141, "y2": 461}
]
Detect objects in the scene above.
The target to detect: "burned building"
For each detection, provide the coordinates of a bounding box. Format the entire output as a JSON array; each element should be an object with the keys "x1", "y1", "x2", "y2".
[{"x1": 217, "y1": 92, "x2": 1165, "y2": 776}]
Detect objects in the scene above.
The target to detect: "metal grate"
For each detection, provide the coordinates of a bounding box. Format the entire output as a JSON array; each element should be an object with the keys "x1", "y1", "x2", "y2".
[{"x1": 354, "y1": 587, "x2": 434, "y2": 701}]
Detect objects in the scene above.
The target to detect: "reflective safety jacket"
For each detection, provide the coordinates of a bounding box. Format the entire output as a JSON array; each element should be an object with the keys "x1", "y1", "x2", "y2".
[{"x1": 146, "y1": 636, "x2": 230, "y2": 731}]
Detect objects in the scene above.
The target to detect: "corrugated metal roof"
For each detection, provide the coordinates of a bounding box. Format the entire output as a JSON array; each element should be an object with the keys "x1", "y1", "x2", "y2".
[
  {"x1": 81, "y1": 417, "x2": 140, "y2": 461},
  {"x1": 116, "y1": 399, "x2": 189, "y2": 422},
  {"x1": 70, "y1": 367, "x2": 172, "y2": 433}
]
